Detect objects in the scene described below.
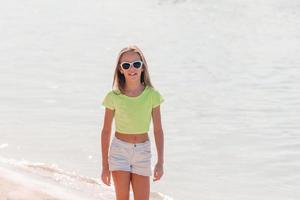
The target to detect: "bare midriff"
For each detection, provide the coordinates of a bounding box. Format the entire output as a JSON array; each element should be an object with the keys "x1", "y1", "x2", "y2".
[{"x1": 115, "y1": 131, "x2": 149, "y2": 144}]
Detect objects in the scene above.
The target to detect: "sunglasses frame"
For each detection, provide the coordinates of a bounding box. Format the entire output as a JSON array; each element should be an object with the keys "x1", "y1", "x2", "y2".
[{"x1": 120, "y1": 60, "x2": 143, "y2": 70}]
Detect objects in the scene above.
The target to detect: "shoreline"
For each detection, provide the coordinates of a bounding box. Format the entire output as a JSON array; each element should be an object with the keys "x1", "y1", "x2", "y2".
[
  {"x1": 0, "y1": 171, "x2": 61, "y2": 200},
  {"x1": 0, "y1": 157, "x2": 172, "y2": 200}
]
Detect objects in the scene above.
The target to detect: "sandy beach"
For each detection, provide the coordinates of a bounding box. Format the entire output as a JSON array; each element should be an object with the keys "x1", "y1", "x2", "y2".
[
  {"x1": 0, "y1": 172, "x2": 61, "y2": 200},
  {"x1": 0, "y1": 165, "x2": 90, "y2": 200}
]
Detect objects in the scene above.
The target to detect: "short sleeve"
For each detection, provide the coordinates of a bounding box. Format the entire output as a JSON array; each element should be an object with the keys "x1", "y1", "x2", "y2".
[
  {"x1": 102, "y1": 91, "x2": 115, "y2": 110},
  {"x1": 152, "y1": 90, "x2": 164, "y2": 108}
]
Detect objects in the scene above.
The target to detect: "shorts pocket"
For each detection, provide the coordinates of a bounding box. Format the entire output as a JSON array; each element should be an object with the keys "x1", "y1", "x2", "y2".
[
  {"x1": 143, "y1": 147, "x2": 151, "y2": 154},
  {"x1": 109, "y1": 141, "x2": 122, "y2": 158},
  {"x1": 140, "y1": 145, "x2": 152, "y2": 159}
]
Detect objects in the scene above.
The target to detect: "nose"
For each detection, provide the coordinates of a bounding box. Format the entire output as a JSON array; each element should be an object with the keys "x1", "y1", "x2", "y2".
[
  {"x1": 128, "y1": 65, "x2": 137, "y2": 71},
  {"x1": 128, "y1": 64, "x2": 134, "y2": 69}
]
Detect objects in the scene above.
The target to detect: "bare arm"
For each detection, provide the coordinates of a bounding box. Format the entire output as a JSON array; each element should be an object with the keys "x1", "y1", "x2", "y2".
[
  {"x1": 101, "y1": 108, "x2": 114, "y2": 169},
  {"x1": 152, "y1": 105, "x2": 164, "y2": 165}
]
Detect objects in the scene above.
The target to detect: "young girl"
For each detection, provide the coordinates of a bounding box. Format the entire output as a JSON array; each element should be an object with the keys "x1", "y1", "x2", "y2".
[{"x1": 101, "y1": 45, "x2": 165, "y2": 200}]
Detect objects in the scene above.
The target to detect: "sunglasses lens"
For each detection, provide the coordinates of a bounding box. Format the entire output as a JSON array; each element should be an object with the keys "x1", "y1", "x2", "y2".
[
  {"x1": 133, "y1": 61, "x2": 142, "y2": 68},
  {"x1": 121, "y1": 63, "x2": 130, "y2": 69}
]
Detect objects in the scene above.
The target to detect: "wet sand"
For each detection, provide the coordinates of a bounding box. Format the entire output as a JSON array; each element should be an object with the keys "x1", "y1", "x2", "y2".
[
  {"x1": 0, "y1": 166, "x2": 66, "y2": 200},
  {"x1": 0, "y1": 174, "x2": 61, "y2": 200}
]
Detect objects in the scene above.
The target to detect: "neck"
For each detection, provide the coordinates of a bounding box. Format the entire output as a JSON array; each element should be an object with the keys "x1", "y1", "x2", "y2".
[{"x1": 124, "y1": 82, "x2": 144, "y2": 91}]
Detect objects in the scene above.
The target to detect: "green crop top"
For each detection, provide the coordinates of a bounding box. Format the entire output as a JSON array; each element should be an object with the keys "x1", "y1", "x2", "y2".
[{"x1": 101, "y1": 85, "x2": 164, "y2": 134}]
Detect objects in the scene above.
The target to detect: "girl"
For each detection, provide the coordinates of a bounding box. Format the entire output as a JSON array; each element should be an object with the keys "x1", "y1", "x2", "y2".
[{"x1": 101, "y1": 45, "x2": 165, "y2": 200}]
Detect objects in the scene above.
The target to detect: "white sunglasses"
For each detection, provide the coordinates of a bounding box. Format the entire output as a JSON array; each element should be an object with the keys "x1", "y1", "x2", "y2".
[{"x1": 120, "y1": 60, "x2": 143, "y2": 70}]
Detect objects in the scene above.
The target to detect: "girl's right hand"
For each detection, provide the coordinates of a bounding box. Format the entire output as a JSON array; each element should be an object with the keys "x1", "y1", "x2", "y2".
[{"x1": 101, "y1": 168, "x2": 111, "y2": 186}]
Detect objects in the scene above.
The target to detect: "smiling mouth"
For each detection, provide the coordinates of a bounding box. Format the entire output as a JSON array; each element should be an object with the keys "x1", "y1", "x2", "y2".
[{"x1": 129, "y1": 73, "x2": 137, "y2": 76}]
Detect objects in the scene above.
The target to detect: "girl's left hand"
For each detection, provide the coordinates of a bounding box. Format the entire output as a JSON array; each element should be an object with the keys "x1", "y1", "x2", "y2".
[{"x1": 153, "y1": 163, "x2": 164, "y2": 181}]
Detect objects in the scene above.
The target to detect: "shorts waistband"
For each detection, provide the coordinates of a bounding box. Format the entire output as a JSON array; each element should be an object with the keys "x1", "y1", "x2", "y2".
[{"x1": 112, "y1": 136, "x2": 150, "y2": 148}]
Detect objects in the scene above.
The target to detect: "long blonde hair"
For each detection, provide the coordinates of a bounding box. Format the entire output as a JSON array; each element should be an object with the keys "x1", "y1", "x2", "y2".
[{"x1": 112, "y1": 45, "x2": 154, "y2": 94}]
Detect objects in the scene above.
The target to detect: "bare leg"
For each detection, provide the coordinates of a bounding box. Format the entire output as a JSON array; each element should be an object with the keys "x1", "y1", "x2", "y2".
[
  {"x1": 131, "y1": 173, "x2": 150, "y2": 200},
  {"x1": 111, "y1": 171, "x2": 131, "y2": 200}
]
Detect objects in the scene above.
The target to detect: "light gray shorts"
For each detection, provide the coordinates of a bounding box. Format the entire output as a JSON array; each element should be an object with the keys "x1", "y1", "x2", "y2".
[{"x1": 108, "y1": 136, "x2": 152, "y2": 177}]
